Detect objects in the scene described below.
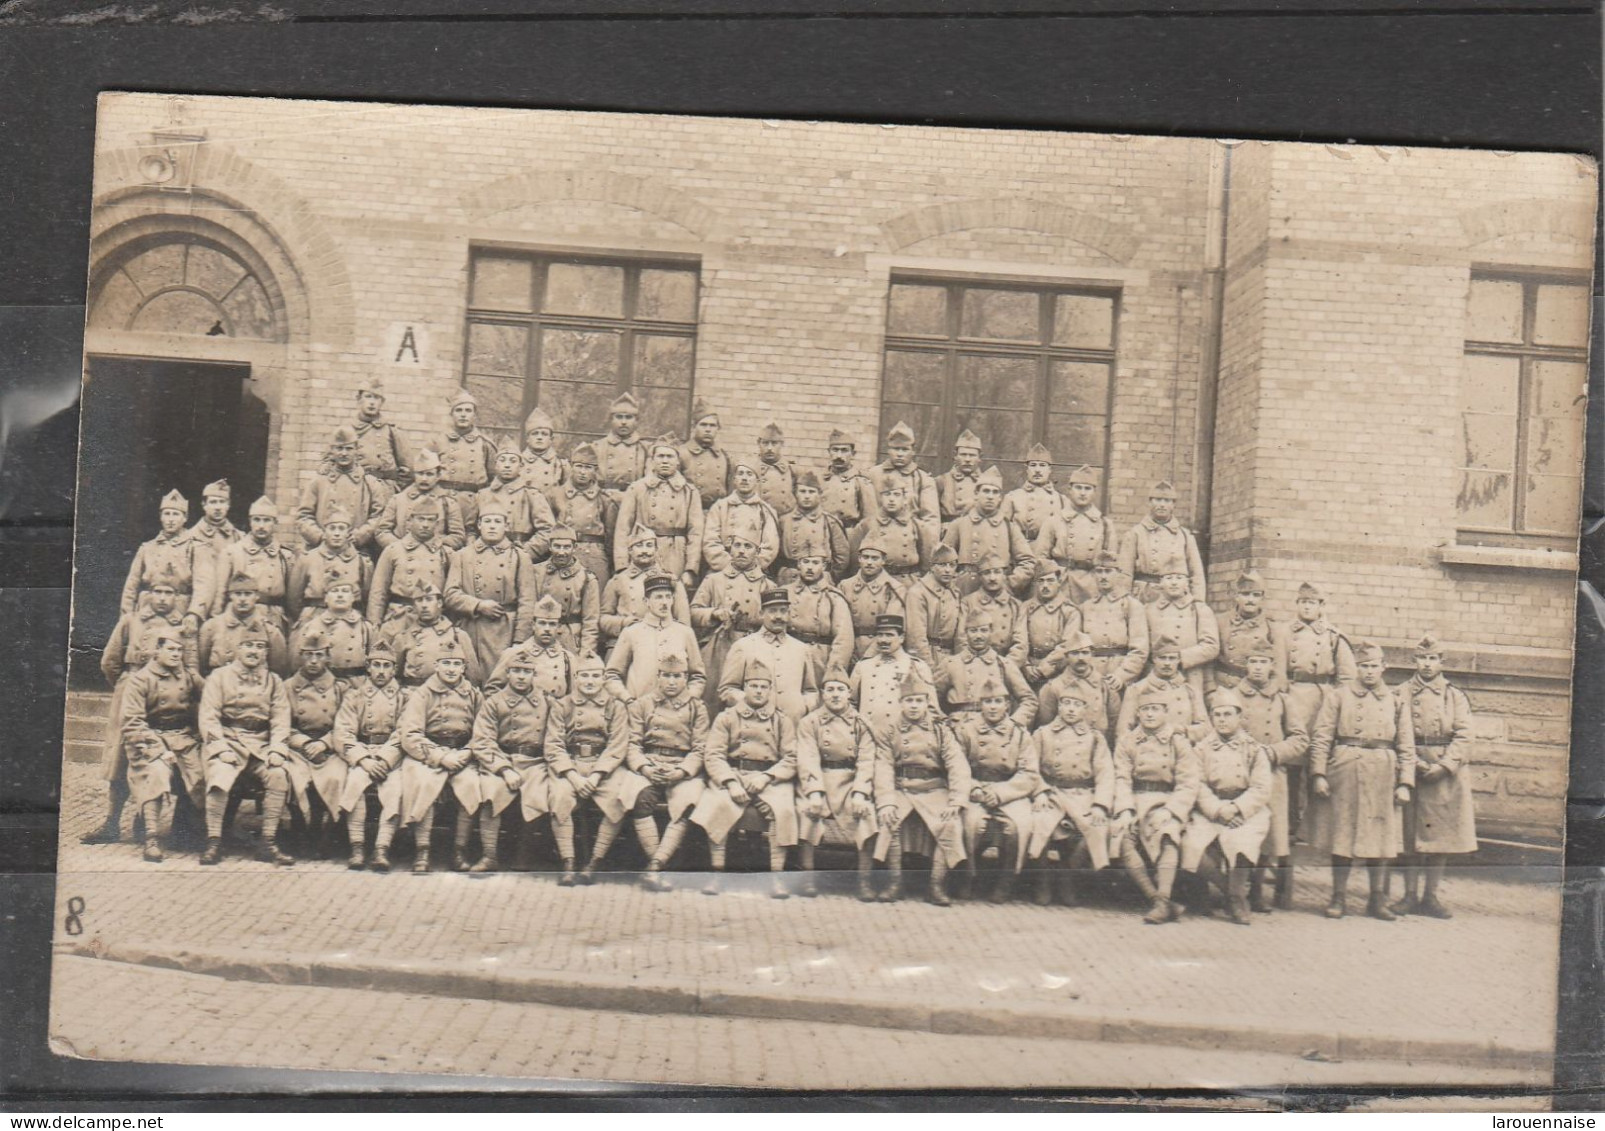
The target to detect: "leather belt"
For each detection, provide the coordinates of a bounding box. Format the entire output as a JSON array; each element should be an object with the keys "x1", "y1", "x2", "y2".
[
  {"x1": 644, "y1": 745, "x2": 686, "y2": 759},
  {"x1": 821, "y1": 757, "x2": 858, "y2": 769},
  {"x1": 301, "y1": 726, "x2": 333, "y2": 741},
  {"x1": 972, "y1": 767, "x2": 1015, "y2": 783},
  {"x1": 387, "y1": 596, "x2": 416, "y2": 608},
  {"x1": 733, "y1": 758, "x2": 778, "y2": 773},
  {"x1": 1029, "y1": 646, "x2": 1057, "y2": 660},
  {"x1": 1134, "y1": 571, "x2": 1163, "y2": 584},
  {"x1": 440, "y1": 479, "x2": 488, "y2": 493},
  {"x1": 896, "y1": 765, "x2": 941, "y2": 781},
  {"x1": 885, "y1": 563, "x2": 920, "y2": 576},
  {"x1": 570, "y1": 742, "x2": 602, "y2": 761},
  {"x1": 1063, "y1": 558, "x2": 1095, "y2": 570},
  {"x1": 359, "y1": 730, "x2": 393, "y2": 744},
  {"x1": 560, "y1": 614, "x2": 584, "y2": 626},
  {"x1": 1415, "y1": 737, "x2": 1453, "y2": 747},
  {"x1": 1046, "y1": 776, "x2": 1095, "y2": 790},
  {"x1": 793, "y1": 630, "x2": 832, "y2": 646},
  {"x1": 1214, "y1": 785, "x2": 1247, "y2": 800},
  {"x1": 930, "y1": 637, "x2": 957, "y2": 652},
  {"x1": 510, "y1": 744, "x2": 543, "y2": 758},
  {"x1": 225, "y1": 717, "x2": 270, "y2": 733},
  {"x1": 1133, "y1": 779, "x2": 1173, "y2": 792},
  {"x1": 147, "y1": 715, "x2": 192, "y2": 731},
  {"x1": 370, "y1": 469, "x2": 405, "y2": 483},
  {"x1": 333, "y1": 666, "x2": 365, "y2": 679},
  {"x1": 1337, "y1": 737, "x2": 1396, "y2": 750},
  {"x1": 649, "y1": 525, "x2": 687, "y2": 539},
  {"x1": 429, "y1": 730, "x2": 471, "y2": 749}
]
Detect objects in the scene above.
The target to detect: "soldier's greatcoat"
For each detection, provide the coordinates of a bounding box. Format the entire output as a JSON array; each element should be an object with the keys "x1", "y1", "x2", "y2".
[
  {"x1": 445, "y1": 538, "x2": 536, "y2": 676},
  {"x1": 198, "y1": 609, "x2": 290, "y2": 676},
  {"x1": 224, "y1": 539, "x2": 296, "y2": 630},
  {"x1": 596, "y1": 432, "x2": 648, "y2": 497},
  {"x1": 1019, "y1": 594, "x2": 1083, "y2": 685},
  {"x1": 1035, "y1": 662, "x2": 1119, "y2": 734},
  {"x1": 120, "y1": 529, "x2": 206, "y2": 621},
  {"x1": 819, "y1": 464, "x2": 874, "y2": 531},
  {"x1": 1116, "y1": 672, "x2": 1208, "y2": 740},
  {"x1": 116, "y1": 660, "x2": 205, "y2": 808},
  {"x1": 333, "y1": 676, "x2": 406, "y2": 817},
  {"x1": 368, "y1": 535, "x2": 450, "y2": 626},
  {"x1": 839, "y1": 571, "x2": 905, "y2": 660},
  {"x1": 1180, "y1": 730, "x2": 1274, "y2": 870},
  {"x1": 692, "y1": 703, "x2": 800, "y2": 846},
  {"x1": 1307, "y1": 680, "x2": 1417, "y2": 859},
  {"x1": 599, "y1": 566, "x2": 692, "y2": 647},
  {"x1": 782, "y1": 579, "x2": 855, "y2": 681},
  {"x1": 871, "y1": 715, "x2": 970, "y2": 866},
  {"x1": 849, "y1": 648, "x2": 933, "y2": 736},
  {"x1": 397, "y1": 674, "x2": 483, "y2": 824},
  {"x1": 545, "y1": 691, "x2": 632, "y2": 822},
  {"x1": 288, "y1": 544, "x2": 371, "y2": 626},
  {"x1": 297, "y1": 466, "x2": 384, "y2": 550},
  {"x1": 618, "y1": 691, "x2": 709, "y2": 821},
  {"x1": 1144, "y1": 595, "x2": 1221, "y2": 697},
  {"x1": 1214, "y1": 612, "x2": 1290, "y2": 692},
  {"x1": 702, "y1": 493, "x2": 781, "y2": 574},
  {"x1": 1403, "y1": 673, "x2": 1478, "y2": 855},
  {"x1": 375, "y1": 485, "x2": 466, "y2": 551},
  {"x1": 1034, "y1": 505, "x2": 1117, "y2": 603},
  {"x1": 943, "y1": 510, "x2": 1036, "y2": 594},
  {"x1": 545, "y1": 482, "x2": 616, "y2": 587},
  {"x1": 470, "y1": 684, "x2": 556, "y2": 822},
  {"x1": 1079, "y1": 590, "x2": 1151, "y2": 689},
  {"x1": 795, "y1": 704, "x2": 879, "y2": 847},
  {"x1": 1235, "y1": 679, "x2": 1310, "y2": 858},
  {"x1": 755, "y1": 458, "x2": 798, "y2": 517},
  {"x1": 527, "y1": 559, "x2": 601, "y2": 658},
  {"x1": 475, "y1": 477, "x2": 556, "y2": 551},
  {"x1": 954, "y1": 715, "x2": 1039, "y2": 870},
  {"x1": 689, "y1": 566, "x2": 768, "y2": 711},
  {"x1": 605, "y1": 614, "x2": 707, "y2": 703},
  {"x1": 1284, "y1": 618, "x2": 1357, "y2": 734},
  {"x1": 1028, "y1": 719, "x2": 1116, "y2": 867},
  {"x1": 958, "y1": 588, "x2": 1028, "y2": 666},
  {"x1": 901, "y1": 574, "x2": 962, "y2": 669},
  {"x1": 198, "y1": 660, "x2": 292, "y2": 796},
  {"x1": 614, "y1": 472, "x2": 705, "y2": 578},
  {"x1": 677, "y1": 441, "x2": 730, "y2": 511},
  {"x1": 518, "y1": 446, "x2": 569, "y2": 495},
  {"x1": 1117, "y1": 517, "x2": 1206, "y2": 604},
  {"x1": 719, "y1": 630, "x2": 820, "y2": 720},
  {"x1": 1112, "y1": 724, "x2": 1200, "y2": 862},
  {"x1": 936, "y1": 647, "x2": 1038, "y2": 729},
  {"x1": 1001, "y1": 482, "x2": 1068, "y2": 544},
  {"x1": 777, "y1": 507, "x2": 850, "y2": 579},
  {"x1": 284, "y1": 670, "x2": 347, "y2": 816}
]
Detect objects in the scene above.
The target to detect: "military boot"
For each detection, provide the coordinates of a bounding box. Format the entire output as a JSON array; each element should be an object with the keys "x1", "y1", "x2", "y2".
[
  {"x1": 469, "y1": 849, "x2": 500, "y2": 875},
  {"x1": 1226, "y1": 867, "x2": 1253, "y2": 926},
  {"x1": 880, "y1": 841, "x2": 903, "y2": 902},
  {"x1": 641, "y1": 860, "x2": 672, "y2": 893},
  {"x1": 256, "y1": 837, "x2": 294, "y2": 867},
  {"x1": 370, "y1": 846, "x2": 392, "y2": 873},
  {"x1": 199, "y1": 837, "x2": 223, "y2": 866},
  {"x1": 1032, "y1": 865, "x2": 1055, "y2": 906},
  {"x1": 990, "y1": 832, "x2": 1020, "y2": 903},
  {"x1": 348, "y1": 846, "x2": 367, "y2": 871},
  {"x1": 1417, "y1": 895, "x2": 1453, "y2": 920},
  {"x1": 1249, "y1": 865, "x2": 1273, "y2": 913},
  {"x1": 1274, "y1": 861, "x2": 1296, "y2": 910},
  {"x1": 80, "y1": 820, "x2": 122, "y2": 845},
  {"x1": 142, "y1": 837, "x2": 163, "y2": 863},
  {"x1": 558, "y1": 858, "x2": 578, "y2": 886},
  {"x1": 929, "y1": 856, "x2": 953, "y2": 907},
  {"x1": 856, "y1": 857, "x2": 877, "y2": 903}
]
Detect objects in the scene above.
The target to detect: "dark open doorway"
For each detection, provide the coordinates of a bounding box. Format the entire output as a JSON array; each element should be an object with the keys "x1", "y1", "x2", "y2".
[{"x1": 70, "y1": 356, "x2": 269, "y2": 680}]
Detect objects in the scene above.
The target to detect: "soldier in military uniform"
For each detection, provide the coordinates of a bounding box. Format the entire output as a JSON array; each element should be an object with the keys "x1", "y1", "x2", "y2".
[
  {"x1": 838, "y1": 539, "x2": 905, "y2": 661},
  {"x1": 755, "y1": 421, "x2": 798, "y2": 517},
  {"x1": 197, "y1": 628, "x2": 294, "y2": 866},
  {"x1": 545, "y1": 654, "x2": 632, "y2": 884},
  {"x1": 470, "y1": 645, "x2": 559, "y2": 873},
  {"x1": 187, "y1": 479, "x2": 243, "y2": 621},
  {"x1": 690, "y1": 530, "x2": 769, "y2": 713},
  {"x1": 298, "y1": 426, "x2": 386, "y2": 552},
  {"x1": 455, "y1": 688, "x2": 527, "y2": 877},
  {"x1": 545, "y1": 443, "x2": 616, "y2": 588},
  {"x1": 718, "y1": 588, "x2": 821, "y2": 720},
  {"x1": 953, "y1": 675, "x2": 1039, "y2": 902},
  {"x1": 866, "y1": 420, "x2": 941, "y2": 553},
  {"x1": 445, "y1": 501, "x2": 535, "y2": 677},
  {"x1": 1036, "y1": 632, "x2": 1120, "y2": 735},
  {"x1": 477, "y1": 441, "x2": 556, "y2": 553},
  {"x1": 1027, "y1": 685, "x2": 1116, "y2": 906},
  {"x1": 333, "y1": 638, "x2": 407, "y2": 871},
  {"x1": 692, "y1": 660, "x2": 800, "y2": 898},
  {"x1": 624, "y1": 653, "x2": 710, "y2": 891},
  {"x1": 605, "y1": 571, "x2": 707, "y2": 704},
  {"x1": 783, "y1": 551, "x2": 854, "y2": 680},
  {"x1": 290, "y1": 578, "x2": 370, "y2": 680},
  {"x1": 615, "y1": 435, "x2": 704, "y2": 586},
  {"x1": 375, "y1": 448, "x2": 467, "y2": 552},
  {"x1": 819, "y1": 428, "x2": 874, "y2": 535},
  {"x1": 934, "y1": 428, "x2": 983, "y2": 532},
  {"x1": 1001, "y1": 443, "x2": 1069, "y2": 546},
  {"x1": 368, "y1": 500, "x2": 450, "y2": 627},
  {"x1": 384, "y1": 583, "x2": 481, "y2": 687},
  {"x1": 519, "y1": 407, "x2": 569, "y2": 495},
  {"x1": 1117, "y1": 480, "x2": 1206, "y2": 605},
  {"x1": 958, "y1": 554, "x2": 1028, "y2": 665},
  {"x1": 777, "y1": 471, "x2": 849, "y2": 581},
  {"x1": 345, "y1": 375, "x2": 413, "y2": 503},
  {"x1": 397, "y1": 636, "x2": 483, "y2": 874},
  {"x1": 111, "y1": 633, "x2": 205, "y2": 863},
  {"x1": 1308, "y1": 640, "x2": 1416, "y2": 920},
  {"x1": 282, "y1": 629, "x2": 348, "y2": 859},
  {"x1": 1112, "y1": 683, "x2": 1201, "y2": 923},
  {"x1": 1392, "y1": 633, "x2": 1478, "y2": 919},
  {"x1": 856, "y1": 482, "x2": 927, "y2": 580},
  {"x1": 197, "y1": 572, "x2": 290, "y2": 676},
  {"x1": 1181, "y1": 689, "x2": 1274, "y2": 925},
  {"x1": 431, "y1": 389, "x2": 497, "y2": 533},
  {"x1": 795, "y1": 666, "x2": 880, "y2": 900},
  {"x1": 944, "y1": 466, "x2": 1035, "y2": 596},
  {"x1": 1283, "y1": 579, "x2": 1357, "y2": 836},
  {"x1": 1079, "y1": 550, "x2": 1151, "y2": 697},
  {"x1": 850, "y1": 613, "x2": 935, "y2": 737},
  {"x1": 1213, "y1": 569, "x2": 1288, "y2": 694},
  {"x1": 596, "y1": 391, "x2": 648, "y2": 499},
  {"x1": 1145, "y1": 559, "x2": 1220, "y2": 698},
  {"x1": 703, "y1": 461, "x2": 781, "y2": 574},
  {"x1": 225, "y1": 496, "x2": 295, "y2": 634},
  {"x1": 528, "y1": 525, "x2": 601, "y2": 660},
  {"x1": 121, "y1": 489, "x2": 206, "y2": 626},
  {"x1": 1033, "y1": 465, "x2": 1116, "y2": 604},
  {"x1": 483, "y1": 595, "x2": 582, "y2": 698},
  {"x1": 902, "y1": 543, "x2": 962, "y2": 670},
  {"x1": 937, "y1": 609, "x2": 1037, "y2": 727},
  {"x1": 1019, "y1": 561, "x2": 1082, "y2": 690},
  {"x1": 287, "y1": 508, "x2": 371, "y2": 627},
  {"x1": 1235, "y1": 646, "x2": 1309, "y2": 912},
  {"x1": 678, "y1": 399, "x2": 730, "y2": 512},
  {"x1": 872, "y1": 669, "x2": 970, "y2": 906},
  {"x1": 1115, "y1": 636, "x2": 1208, "y2": 740},
  {"x1": 600, "y1": 525, "x2": 692, "y2": 653}
]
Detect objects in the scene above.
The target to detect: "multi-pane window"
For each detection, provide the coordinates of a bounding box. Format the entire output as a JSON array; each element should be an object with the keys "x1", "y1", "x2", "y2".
[
  {"x1": 463, "y1": 250, "x2": 700, "y2": 450},
  {"x1": 1458, "y1": 272, "x2": 1589, "y2": 546},
  {"x1": 880, "y1": 277, "x2": 1117, "y2": 490}
]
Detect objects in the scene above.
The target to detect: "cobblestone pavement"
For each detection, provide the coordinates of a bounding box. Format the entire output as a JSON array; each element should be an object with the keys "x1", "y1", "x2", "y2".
[
  {"x1": 50, "y1": 956, "x2": 1542, "y2": 1094},
  {"x1": 56, "y1": 761, "x2": 1560, "y2": 1086}
]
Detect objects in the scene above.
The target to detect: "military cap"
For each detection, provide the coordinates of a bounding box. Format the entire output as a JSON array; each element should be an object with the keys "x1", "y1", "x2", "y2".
[
  {"x1": 732, "y1": 456, "x2": 759, "y2": 475},
  {"x1": 978, "y1": 551, "x2": 1009, "y2": 572},
  {"x1": 159, "y1": 489, "x2": 188, "y2": 514},
  {"x1": 532, "y1": 594, "x2": 565, "y2": 620},
  {"x1": 1055, "y1": 685, "x2": 1090, "y2": 705},
  {"x1": 885, "y1": 420, "x2": 917, "y2": 445},
  {"x1": 760, "y1": 587, "x2": 790, "y2": 609},
  {"x1": 298, "y1": 627, "x2": 330, "y2": 654},
  {"x1": 643, "y1": 571, "x2": 676, "y2": 596},
  {"x1": 953, "y1": 429, "x2": 982, "y2": 453},
  {"x1": 569, "y1": 442, "x2": 599, "y2": 467},
  {"x1": 1414, "y1": 632, "x2": 1442, "y2": 656},
  {"x1": 1149, "y1": 480, "x2": 1178, "y2": 499},
  {"x1": 435, "y1": 635, "x2": 464, "y2": 658},
  {"x1": 202, "y1": 479, "x2": 230, "y2": 500},
  {"x1": 548, "y1": 523, "x2": 577, "y2": 543},
  {"x1": 149, "y1": 580, "x2": 178, "y2": 593},
  {"x1": 827, "y1": 428, "x2": 855, "y2": 448},
  {"x1": 1136, "y1": 682, "x2": 1173, "y2": 706},
  {"x1": 651, "y1": 433, "x2": 682, "y2": 457},
  {"x1": 238, "y1": 624, "x2": 271, "y2": 646},
  {"x1": 929, "y1": 543, "x2": 959, "y2": 565},
  {"x1": 1235, "y1": 569, "x2": 1266, "y2": 593},
  {"x1": 1068, "y1": 465, "x2": 1099, "y2": 487},
  {"x1": 1093, "y1": 550, "x2": 1121, "y2": 569},
  {"x1": 1151, "y1": 634, "x2": 1183, "y2": 657},
  {"x1": 413, "y1": 447, "x2": 443, "y2": 472},
  {"x1": 1297, "y1": 581, "x2": 1325, "y2": 601},
  {"x1": 355, "y1": 375, "x2": 386, "y2": 397},
  {"x1": 415, "y1": 581, "x2": 443, "y2": 599},
  {"x1": 691, "y1": 399, "x2": 718, "y2": 425},
  {"x1": 367, "y1": 638, "x2": 396, "y2": 661},
  {"x1": 965, "y1": 605, "x2": 996, "y2": 628},
  {"x1": 742, "y1": 657, "x2": 774, "y2": 684},
  {"x1": 874, "y1": 613, "x2": 905, "y2": 633},
  {"x1": 794, "y1": 469, "x2": 820, "y2": 491},
  {"x1": 448, "y1": 388, "x2": 478, "y2": 410},
  {"x1": 324, "y1": 507, "x2": 354, "y2": 527},
  {"x1": 821, "y1": 665, "x2": 851, "y2": 689},
  {"x1": 331, "y1": 424, "x2": 360, "y2": 446},
  {"x1": 1355, "y1": 640, "x2": 1385, "y2": 664},
  {"x1": 657, "y1": 652, "x2": 689, "y2": 674},
  {"x1": 325, "y1": 578, "x2": 358, "y2": 593},
  {"x1": 856, "y1": 536, "x2": 888, "y2": 558},
  {"x1": 1062, "y1": 630, "x2": 1095, "y2": 653},
  {"x1": 574, "y1": 652, "x2": 606, "y2": 674},
  {"x1": 247, "y1": 496, "x2": 277, "y2": 518},
  {"x1": 524, "y1": 406, "x2": 555, "y2": 432},
  {"x1": 1159, "y1": 556, "x2": 1189, "y2": 578},
  {"x1": 976, "y1": 673, "x2": 1009, "y2": 701},
  {"x1": 627, "y1": 522, "x2": 658, "y2": 549},
  {"x1": 977, "y1": 466, "x2": 1004, "y2": 490},
  {"x1": 505, "y1": 649, "x2": 538, "y2": 671},
  {"x1": 609, "y1": 391, "x2": 640, "y2": 414},
  {"x1": 759, "y1": 421, "x2": 784, "y2": 441},
  {"x1": 477, "y1": 498, "x2": 510, "y2": 520},
  {"x1": 727, "y1": 526, "x2": 760, "y2": 550},
  {"x1": 494, "y1": 438, "x2": 522, "y2": 458},
  {"x1": 797, "y1": 549, "x2": 829, "y2": 563},
  {"x1": 1209, "y1": 688, "x2": 1245, "y2": 713},
  {"x1": 879, "y1": 480, "x2": 907, "y2": 497},
  {"x1": 1026, "y1": 442, "x2": 1053, "y2": 463},
  {"x1": 1033, "y1": 558, "x2": 1063, "y2": 579},
  {"x1": 1245, "y1": 640, "x2": 1278, "y2": 661},
  {"x1": 226, "y1": 571, "x2": 259, "y2": 593},
  {"x1": 899, "y1": 668, "x2": 933, "y2": 699},
  {"x1": 407, "y1": 496, "x2": 444, "y2": 519}
]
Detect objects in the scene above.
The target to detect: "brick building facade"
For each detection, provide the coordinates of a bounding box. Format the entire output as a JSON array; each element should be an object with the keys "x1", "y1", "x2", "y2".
[{"x1": 76, "y1": 94, "x2": 1595, "y2": 841}]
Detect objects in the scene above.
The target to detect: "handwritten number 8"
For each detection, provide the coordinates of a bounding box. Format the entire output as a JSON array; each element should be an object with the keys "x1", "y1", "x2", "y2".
[{"x1": 63, "y1": 896, "x2": 85, "y2": 936}]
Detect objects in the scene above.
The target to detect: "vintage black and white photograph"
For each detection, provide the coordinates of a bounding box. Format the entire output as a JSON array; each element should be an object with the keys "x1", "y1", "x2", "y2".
[{"x1": 49, "y1": 92, "x2": 1595, "y2": 1092}]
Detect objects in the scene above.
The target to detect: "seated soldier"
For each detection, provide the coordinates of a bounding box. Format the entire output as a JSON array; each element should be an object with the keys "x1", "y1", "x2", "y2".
[
  {"x1": 1112, "y1": 684, "x2": 1202, "y2": 924},
  {"x1": 114, "y1": 632, "x2": 205, "y2": 863},
  {"x1": 1027, "y1": 685, "x2": 1116, "y2": 906},
  {"x1": 690, "y1": 660, "x2": 800, "y2": 899},
  {"x1": 795, "y1": 666, "x2": 880, "y2": 901},
  {"x1": 397, "y1": 635, "x2": 483, "y2": 874},
  {"x1": 470, "y1": 646, "x2": 559, "y2": 876},
  {"x1": 456, "y1": 691, "x2": 527, "y2": 877},
  {"x1": 197, "y1": 627, "x2": 294, "y2": 866},
  {"x1": 953, "y1": 674, "x2": 1040, "y2": 903},
  {"x1": 545, "y1": 654, "x2": 631, "y2": 885},
  {"x1": 871, "y1": 669, "x2": 970, "y2": 906},
  {"x1": 282, "y1": 628, "x2": 349, "y2": 859},
  {"x1": 333, "y1": 638, "x2": 407, "y2": 871},
  {"x1": 1180, "y1": 689, "x2": 1274, "y2": 926},
  {"x1": 606, "y1": 571, "x2": 706, "y2": 705},
  {"x1": 1235, "y1": 646, "x2": 1309, "y2": 912},
  {"x1": 624, "y1": 653, "x2": 710, "y2": 892}
]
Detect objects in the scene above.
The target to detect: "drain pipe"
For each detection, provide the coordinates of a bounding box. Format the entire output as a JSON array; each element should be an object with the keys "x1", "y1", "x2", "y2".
[{"x1": 1193, "y1": 140, "x2": 1234, "y2": 564}]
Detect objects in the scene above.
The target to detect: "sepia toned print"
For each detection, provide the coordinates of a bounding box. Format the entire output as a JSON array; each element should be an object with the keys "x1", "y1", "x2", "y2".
[{"x1": 52, "y1": 93, "x2": 1594, "y2": 1093}]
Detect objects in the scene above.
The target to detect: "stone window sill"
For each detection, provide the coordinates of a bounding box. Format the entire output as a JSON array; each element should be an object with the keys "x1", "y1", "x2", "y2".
[{"x1": 1438, "y1": 544, "x2": 1579, "y2": 572}]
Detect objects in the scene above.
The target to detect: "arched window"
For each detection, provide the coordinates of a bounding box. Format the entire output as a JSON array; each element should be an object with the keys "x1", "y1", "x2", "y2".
[{"x1": 89, "y1": 234, "x2": 282, "y2": 341}]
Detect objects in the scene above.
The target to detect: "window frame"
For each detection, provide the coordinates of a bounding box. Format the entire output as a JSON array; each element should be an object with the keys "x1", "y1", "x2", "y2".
[{"x1": 1458, "y1": 267, "x2": 1589, "y2": 549}]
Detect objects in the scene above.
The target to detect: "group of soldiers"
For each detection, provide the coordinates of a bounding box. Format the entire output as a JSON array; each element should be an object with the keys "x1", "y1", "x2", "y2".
[{"x1": 88, "y1": 379, "x2": 1479, "y2": 922}]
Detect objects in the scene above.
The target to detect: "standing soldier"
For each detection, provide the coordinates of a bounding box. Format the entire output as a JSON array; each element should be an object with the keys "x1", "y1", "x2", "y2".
[
  {"x1": 225, "y1": 497, "x2": 295, "y2": 634},
  {"x1": 606, "y1": 572, "x2": 707, "y2": 704},
  {"x1": 518, "y1": 407, "x2": 568, "y2": 495},
  {"x1": 1019, "y1": 561, "x2": 1082, "y2": 691},
  {"x1": 396, "y1": 635, "x2": 482, "y2": 874},
  {"x1": 691, "y1": 660, "x2": 800, "y2": 898},
  {"x1": 936, "y1": 609, "x2": 1037, "y2": 727},
  {"x1": 1116, "y1": 636, "x2": 1209, "y2": 740},
  {"x1": 1111, "y1": 683, "x2": 1201, "y2": 923},
  {"x1": 839, "y1": 540, "x2": 906, "y2": 662},
  {"x1": 690, "y1": 530, "x2": 769, "y2": 713},
  {"x1": 1214, "y1": 569, "x2": 1288, "y2": 694},
  {"x1": 783, "y1": 551, "x2": 854, "y2": 680},
  {"x1": 1180, "y1": 690, "x2": 1274, "y2": 926},
  {"x1": 1036, "y1": 632, "x2": 1120, "y2": 735},
  {"x1": 282, "y1": 629, "x2": 348, "y2": 859},
  {"x1": 197, "y1": 573, "x2": 289, "y2": 676},
  {"x1": 113, "y1": 633, "x2": 204, "y2": 863},
  {"x1": 287, "y1": 508, "x2": 371, "y2": 628},
  {"x1": 298, "y1": 426, "x2": 385, "y2": 552},
  {"x1": 1080, "y1": 550, "x2": 1151, "y2": 700},
  {"x1": 546, "y1": 442, "x2": 617, "y2": 588},
  {"x1": 433, "y1": 389, "x2": 497, "y2": 533},
  {"x1": 755, "y1": 421, "x2": 798, "y2": 517},
  {"x1": 445, "y1": 502, "x2": 536, "y2": 677},
  {"x1": 1392, "y1": 633, "x2": 1477, "y2": 919},
  {"x1": 625, "y1": 653, "x2": 711, "y2": 891},
  {"x1": 375, "y1": 448, "x2": 466, "y2": 552},
  {"x1": 333, "y1": 638, "x2": 407, "y2": 871},
  {"x1": 1236, "y1": 646, "x2": 1309, "y2": 912},
  {"x1": 368, "y1": 501, "x2": 450, "y2": 628},
  {"x1": 1118, "y1": 481, "x2": 1206, "y2": 605},
  {"x1": 1002, "y1": 443, "x2": 1069, "y2": 546},
  {"x1": 1144, "y1": 559, "x2": 1221, "y2": 699},
  {"x1": 545, "y1": 654, "x2": 632, "y2": 884},
  {"x1": 197, "y1": 627, "x2": 294, "y2": 866},
  {"x1": 857, "y1": 482, "x2": 928, "y2": 582},
  {"x1": 850, "y1": 613, "x2": 935, "y2": 737},
  {"x1": 470, "y1": 646, "x2": 559, "y2": 874},
  {"x1": 596, "y1": 391, "x2": 648, "y2": 500},
  {"x1": 290, "y1": 578, "x2": 370, "y2": 681},
  {"x1": 345, "y1": 375, "x2": 413, "y2": 505},
  {"x1": 187, "y1": 479, "x2": 242, "y2": 621},
  {"x1": 614, "y1": 435, "x2": 704, "y2": 588},
  {"x1": 120, "y1": 489, "x2": 205, "y2": 626},
  {"x1": 384, "y1": 583, "x2": 481, "y2": 688},
  {"x1": 958, "y1": 554, "x2": 1028, "y2": 665},
  {"x1": 953, "y1": 675, "x2": 1039, "y2": 902},
  {"x1": 528, "y1": 526, "x2": 602, "y2": 660},
  {"x1": 902, "y1": 544, "x2": 963, "y2": 670},
  {"x1": 943, "y1": 466, "x2": 1035, "y2": 596},
  {"x1": 717, "y1": 588, "x2": 821, "y2": 720},
  {"x1": 483, "y1": 596, "x2": 582, "y2": 699},
  {"x1": 678, "y1": 399, "x2": 730, "y2": 512},
  {"x1": 777, "y1": 471, "x2": 849, "y2": 581},
  {"x1": 1033, "y1": 465, "x2": 1116, "y2": 604},
  {"x1": 1284, "y1": 579, "x2": 1357, "y2": 834},
  {"x1": 599, "y1": 525, "x2": 692, "y2": 654},
  {"x1": 1027, "y1": 686, "x2": 1116, "y2": 906},
  {"x1": 872, "y1": 669, "x2": 970, "y2": 906},
  {"x1": 478, "y1": 440, "x2": 557, "y2": 553},
  {"x1": 703, "y1": 461, "x2": 781, "y2": 575},
  {"x1": 935, "y1": 428, "x2": 984, "y2": 532},
  {"x1": 865, "y1": 420, "x2": 941, "y2": 551},
  {"x1": 1307, "y1": 640, "x2": 1416, "y2": 920},
  {"x1": 819, "y1": 428, "x2": 874, "y2": 534},
  {"x1": 795, "y1": 667, "x2": 880, "y2": 900}
]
